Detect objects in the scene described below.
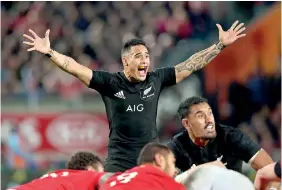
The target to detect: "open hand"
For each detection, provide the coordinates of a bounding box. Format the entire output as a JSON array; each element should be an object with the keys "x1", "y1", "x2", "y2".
[
  {"x1": 216, "y1": 20, "x2": 246, "y2": 46},
  {"x1": 23, "y1": 29, "x2": 51, "y2": 54}
]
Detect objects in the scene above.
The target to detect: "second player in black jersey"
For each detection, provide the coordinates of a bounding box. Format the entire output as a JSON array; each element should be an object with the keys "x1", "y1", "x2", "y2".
[
  {"x1": 24, "y1": 21, "x2": 246, "y2": 172},
  {"x1": 167, "y1": 96, "x2": 273, "y2": 174}
]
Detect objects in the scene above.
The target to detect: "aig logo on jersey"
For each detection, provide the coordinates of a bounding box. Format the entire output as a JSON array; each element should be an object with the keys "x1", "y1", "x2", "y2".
[{"x1": 140, "y1": 83, "x2": 155, "y2": 101}]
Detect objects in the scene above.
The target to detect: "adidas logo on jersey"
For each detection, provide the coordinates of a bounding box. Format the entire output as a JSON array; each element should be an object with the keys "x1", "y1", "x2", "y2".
[{"x1": 114, "y1": 90, "x2": 126, "y2": 99}]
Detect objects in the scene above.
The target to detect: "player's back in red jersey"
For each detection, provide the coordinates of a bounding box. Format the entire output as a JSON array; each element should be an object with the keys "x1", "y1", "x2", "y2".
[
  {"x1": 7, "y1": 169, "x2": 105, "y2": 190},
  {"x1": 100, "y1": 164, "x2": 185, "y2": 190}
]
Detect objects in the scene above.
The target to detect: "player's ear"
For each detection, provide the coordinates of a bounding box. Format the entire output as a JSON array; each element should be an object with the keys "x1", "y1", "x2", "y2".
[
  {"x1": 181, "y1": 118, "x2": 190, "y2": 130},
  {"x1": 154, "y1": 153, "x2": 164, "y2": 167},
  {"x1": 122, "y1": 56, "x2": 129, "y2": 67}
]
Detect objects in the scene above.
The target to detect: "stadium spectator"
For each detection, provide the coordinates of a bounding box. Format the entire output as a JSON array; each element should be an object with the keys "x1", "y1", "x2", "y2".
[{"x1": 1, "y1": 2, "x2": 275, "y2": 98}]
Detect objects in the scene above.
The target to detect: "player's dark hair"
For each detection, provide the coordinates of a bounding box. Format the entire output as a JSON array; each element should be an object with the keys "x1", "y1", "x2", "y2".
[
  {"x1": 178, "y1": 96, "x2": 209, "y2": 119},
  {"x1": 66, "y1": 151, "x2": 103, "y2": 171},
  {"x1": 137, "y1": 143, "x2": 171, "y2": 165},
  {"x1": 121, "y1": 38, "x2": 146, "y2": 56}
]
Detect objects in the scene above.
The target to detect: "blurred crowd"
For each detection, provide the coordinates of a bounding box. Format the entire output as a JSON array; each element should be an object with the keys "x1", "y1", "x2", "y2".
[
  {"x1": 1, "y1": 1, "x2": 275, "y2": 99},
  {"x1": 1, "y1": 1, "x2": 280, "y2": 189}
]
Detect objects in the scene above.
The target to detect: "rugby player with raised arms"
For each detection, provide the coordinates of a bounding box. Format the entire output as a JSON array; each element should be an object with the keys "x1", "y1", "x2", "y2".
[{"x1": 23, "y1": 20, "x2": 246, "y2": 172}]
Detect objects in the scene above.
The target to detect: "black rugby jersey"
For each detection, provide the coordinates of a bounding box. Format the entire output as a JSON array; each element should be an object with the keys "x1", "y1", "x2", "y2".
[
  {"x1": 89, "y1": 67, "x2": 176, "y2": 170},
  {"x1": 167, "y1": 124, "x2": 261, "y2": 173}
]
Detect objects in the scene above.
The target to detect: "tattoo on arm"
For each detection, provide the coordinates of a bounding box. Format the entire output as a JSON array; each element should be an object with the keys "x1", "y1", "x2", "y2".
[
  {"x1": 45, "y1": 49, "x2": 71, "y2": 71},
  {"x1": 49, "y1": 49, "x2": 55, "y2": 56},
  {"x1": 46, "y1": 49, "x2": 58, "y2": 62},
  {"x1": 62, "y1": 57, "x2": 70, "y2": 70},
  {"x1": 43, "y1": 49, "x2": 92, "y2": 86},
  {"x1": 175, "y1": 41, "x2": 225, "y2": 73}
]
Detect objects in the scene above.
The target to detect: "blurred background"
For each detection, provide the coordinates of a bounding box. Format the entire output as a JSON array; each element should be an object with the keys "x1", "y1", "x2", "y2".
[{"x1": 1, "y1": 1, "x2": 281, "y2": 189}]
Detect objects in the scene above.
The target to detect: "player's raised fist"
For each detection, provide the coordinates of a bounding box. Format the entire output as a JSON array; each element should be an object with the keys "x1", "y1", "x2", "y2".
[
  {"x1": 23, "y1": 29, "x2": 51, "y2": 54},
  {"x1": 216, "y1": 20, "x2": 246, "y2": 46}
]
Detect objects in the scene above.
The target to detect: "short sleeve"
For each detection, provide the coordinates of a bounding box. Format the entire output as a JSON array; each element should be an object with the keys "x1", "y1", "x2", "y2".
[
  {"x1": 226, "y1": 128, "x2": 261, "y2": 163},
  {"x1": 88, "y1": 70, "x2": 114, "y2": 94},
  {"x1": 153, "y1": 67, "x2": 176, "y2": 88}
]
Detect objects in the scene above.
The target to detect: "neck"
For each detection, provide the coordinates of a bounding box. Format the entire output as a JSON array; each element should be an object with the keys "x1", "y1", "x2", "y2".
[
  {"x1": 188, "y1": 131, "x2": 209, "y2": 147},
  {"x1": 123, "y1": 70, "x2": 139, "y2": 82}
]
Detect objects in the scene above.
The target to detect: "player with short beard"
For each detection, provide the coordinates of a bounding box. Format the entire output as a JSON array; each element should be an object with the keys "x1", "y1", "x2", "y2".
[{"x1": 167, "y1": 96, "x2": 274, "y2": 173}]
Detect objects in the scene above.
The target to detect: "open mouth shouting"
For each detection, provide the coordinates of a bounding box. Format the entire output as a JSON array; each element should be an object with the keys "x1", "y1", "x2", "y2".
[
  {"x1": 138, "y1": 65, "x2": 148, "y2": 77},
  {"x1": 205, "y1": 123, "x2": 215, "y2": 132}
]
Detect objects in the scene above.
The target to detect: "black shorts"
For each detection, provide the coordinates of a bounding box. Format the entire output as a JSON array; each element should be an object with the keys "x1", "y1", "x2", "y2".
[{"x1": 104, "y1": 157, "x2": 137, "y2": 172}]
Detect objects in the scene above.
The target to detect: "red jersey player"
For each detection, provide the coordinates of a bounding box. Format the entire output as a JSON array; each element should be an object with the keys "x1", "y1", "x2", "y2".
[
  {"x1": 100, "y1": 143, "x2": 186, "y2": 190},
  {"x1": 7, "y1": 151, "x2": 113, "y2": 190}
]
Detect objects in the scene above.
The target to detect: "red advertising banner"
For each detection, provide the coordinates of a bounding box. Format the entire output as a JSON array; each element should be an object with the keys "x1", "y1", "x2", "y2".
[{"x1": 1, "y1": 113, "x2": 110, "y2": 158}]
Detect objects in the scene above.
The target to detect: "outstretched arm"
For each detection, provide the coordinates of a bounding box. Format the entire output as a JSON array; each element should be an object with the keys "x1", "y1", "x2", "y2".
[
  {"x1": 175, "y1": 42, "x2": 225, "y2": 83},
  {"x1": 23, "y1": 29, "x2": 92, "y2": 86},
  {"x1": 174, "y1": 20, "x2": 246, "y2": 83}
]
